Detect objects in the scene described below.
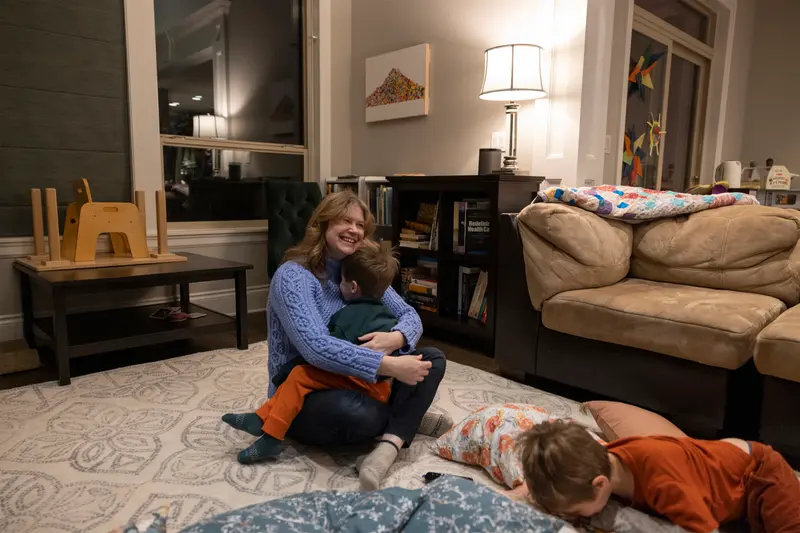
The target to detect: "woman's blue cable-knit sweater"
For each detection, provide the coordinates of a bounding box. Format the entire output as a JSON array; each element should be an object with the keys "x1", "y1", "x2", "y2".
[{"x1": 266, "y1": 259, "x2": 423, "y2": 397}]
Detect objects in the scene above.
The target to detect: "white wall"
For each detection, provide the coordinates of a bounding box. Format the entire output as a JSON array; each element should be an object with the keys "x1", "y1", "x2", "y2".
[
  {"x1": 349, "y1": 0, "x2": 544, "y2": 176},
  {"x1": 330, "y1": 0, "x2": 352, "y2": 176},
  {"x1": 741, "y1": 0, "x2": 800, "y2": 171},
  {"x1": 720, "y1": 0, "x2": 755, "y2": 161}
]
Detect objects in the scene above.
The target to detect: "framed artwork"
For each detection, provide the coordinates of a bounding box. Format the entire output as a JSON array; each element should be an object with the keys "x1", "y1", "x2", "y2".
[{"x1": 365, "y1": 43, "x2": 430, "y2": 123}]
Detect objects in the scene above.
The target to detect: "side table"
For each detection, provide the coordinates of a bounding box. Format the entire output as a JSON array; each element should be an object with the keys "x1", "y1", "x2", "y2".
[{"x1": 14, "y1": 252, "x2": 253, "y2": 385}]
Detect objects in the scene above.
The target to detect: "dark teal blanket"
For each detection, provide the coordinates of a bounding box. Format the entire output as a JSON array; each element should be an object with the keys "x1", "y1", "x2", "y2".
[{"x1": 178, "y1": 476, "x2": 568, "y2": 533}]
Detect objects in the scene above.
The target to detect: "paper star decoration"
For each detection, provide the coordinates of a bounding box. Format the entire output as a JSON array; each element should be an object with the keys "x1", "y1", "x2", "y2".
[
  {"x1": 646, "y1": 113, "x2": 667, "y2": 156},
  {"x1": 628, "y1": 45, "x2": 665, "y2": 100},
  {"x1": 622, "y1": 125, "x2": 647, "y2": 185}
]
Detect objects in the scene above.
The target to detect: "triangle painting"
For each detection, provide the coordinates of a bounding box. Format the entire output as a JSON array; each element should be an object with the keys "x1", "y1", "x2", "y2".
[{"x1": 365, "y1": 44, "x2": 430, "y2": 123}]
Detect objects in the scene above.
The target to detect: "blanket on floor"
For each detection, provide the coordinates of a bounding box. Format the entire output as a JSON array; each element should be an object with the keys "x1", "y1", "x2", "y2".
[
  {"x1": 177, "y1": 476, "x2": 691, "y2": 533},
  {"x1": 536, "y1": 185, "x2": 758, "y2": 221}
]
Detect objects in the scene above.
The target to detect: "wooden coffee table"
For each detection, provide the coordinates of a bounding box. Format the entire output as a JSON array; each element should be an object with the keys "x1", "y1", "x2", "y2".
[{"x1": 14, "y1": 252, "x2": 253, "y2": 385}]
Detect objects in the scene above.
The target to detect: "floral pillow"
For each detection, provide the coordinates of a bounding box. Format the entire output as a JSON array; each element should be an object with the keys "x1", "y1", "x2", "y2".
[
  {"x1": 106, "y1": 505, "x2": 169, "y2": 533},
  {"x1": 435, "y1": 403, "x2": 603, "y2": 489}
]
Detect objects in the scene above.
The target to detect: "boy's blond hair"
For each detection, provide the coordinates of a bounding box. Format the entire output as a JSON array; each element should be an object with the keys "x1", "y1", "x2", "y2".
[
  {"x1": 518, "y1": 419, "x2": 611, "y2": 514},
  {"x1": 340, "y1": 241, "x2": 398, "y2": 299}
]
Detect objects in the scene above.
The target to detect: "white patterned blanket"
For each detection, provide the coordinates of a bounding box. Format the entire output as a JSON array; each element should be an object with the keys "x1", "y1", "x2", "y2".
[{"x1": 536, "y1": 185, "x2": 758, "y2": 221}]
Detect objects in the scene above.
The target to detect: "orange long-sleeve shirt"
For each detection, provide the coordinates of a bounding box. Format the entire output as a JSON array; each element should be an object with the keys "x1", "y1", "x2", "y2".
[{"x1": 607, "y1": 436, "x2": 755, "y2": 533}]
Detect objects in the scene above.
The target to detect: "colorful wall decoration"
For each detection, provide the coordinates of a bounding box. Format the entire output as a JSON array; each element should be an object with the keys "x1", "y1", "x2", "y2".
[
  {"x1": 628, "y1": 44, "x2": 665, "y2": 101},
  {"x1": 365, "y1": 44, "x2": 430, "y2": 123},
  {"x1": 623, "y1": 126, "x2": 647, "y2": 186},
  {"x1": 646, "y1": 113, "x2": 667, "y2": 156}
]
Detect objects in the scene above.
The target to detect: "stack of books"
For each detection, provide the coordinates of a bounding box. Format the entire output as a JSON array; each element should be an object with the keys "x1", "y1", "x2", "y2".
[
  {"x1": 453, "y1": 198, "x2": 491, "y2": 254},
  {"x1": 399, "y1": 202, "x2": 439, "y2": 250},
  {"x1": 401, "y1": 257, "x2": 439, "y2": 313}
]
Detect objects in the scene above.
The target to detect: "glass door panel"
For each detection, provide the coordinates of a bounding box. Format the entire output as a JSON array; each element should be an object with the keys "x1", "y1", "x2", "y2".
[{"x1": 622, "y1": 31, "x2": 669, "y2": 188}]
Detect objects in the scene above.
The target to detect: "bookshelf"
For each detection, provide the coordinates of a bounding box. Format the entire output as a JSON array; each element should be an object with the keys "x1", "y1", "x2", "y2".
[
  {"x1": 326, "y1": 176, "x2": 393, "y2": 243},
  {"x1": 387, "y1": 174, "x2": 543, "y2": 356}
]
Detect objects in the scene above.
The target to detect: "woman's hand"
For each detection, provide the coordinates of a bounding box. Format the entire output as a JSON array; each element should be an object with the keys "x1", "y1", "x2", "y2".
[
  {"x1": 359, "y1": 330, "x2": 405, "y2": 355},
  {"x1": 378, "y1": 354, "x2": 432, "y2": 385}
]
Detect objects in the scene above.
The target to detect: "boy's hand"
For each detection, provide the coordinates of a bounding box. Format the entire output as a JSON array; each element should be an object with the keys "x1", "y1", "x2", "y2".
[
  {"x1": 359, "y1": 330, "x2": 405, "y2": 354},
  {"x1": 379, "y1": 354, "x2": 431, "y2": 385}
]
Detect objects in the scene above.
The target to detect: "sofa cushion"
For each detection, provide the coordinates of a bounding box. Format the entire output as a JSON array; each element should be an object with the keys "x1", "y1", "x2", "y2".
[
  {"x1": 755, "y1": 304, "x2": 800, "y2": 384},
  {"x1": 542, "y1": 278, "x2": 786, "y2": 370},
  {"x1": 631, "y1": 205, "x2": 800, "y2": 306},
  {"x1": 517, "y1": 203, "x2": 633, "y2": 309}
]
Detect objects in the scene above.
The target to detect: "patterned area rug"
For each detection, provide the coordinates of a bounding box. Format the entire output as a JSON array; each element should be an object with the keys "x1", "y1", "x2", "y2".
[{"x1": 0, "y1": 342, "x2": 597, "y2": 533}]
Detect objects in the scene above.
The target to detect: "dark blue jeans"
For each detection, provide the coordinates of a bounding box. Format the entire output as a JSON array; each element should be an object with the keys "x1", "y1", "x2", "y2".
[{"x1": 286, "y1": 347, "x2": 446, "y2": 447}]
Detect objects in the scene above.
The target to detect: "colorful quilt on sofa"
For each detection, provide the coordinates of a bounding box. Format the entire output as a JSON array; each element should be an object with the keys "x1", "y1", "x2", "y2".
[{"x1": 536, "y1": 185, "x2": 758, "y2": 221}]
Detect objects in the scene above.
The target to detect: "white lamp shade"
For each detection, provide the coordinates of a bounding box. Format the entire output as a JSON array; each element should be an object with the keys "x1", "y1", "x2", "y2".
[
  {"x1": 479, "y1": 44, "x2": 546, "y2": 102},
  {"x1": 192, "y1": 115, "x2": 228, "y2": 139}
]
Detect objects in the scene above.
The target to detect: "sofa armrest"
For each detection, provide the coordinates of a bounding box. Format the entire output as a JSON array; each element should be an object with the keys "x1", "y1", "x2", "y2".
[{"x1": 494, "y1": 213, "x2": 540, "y2": 375}]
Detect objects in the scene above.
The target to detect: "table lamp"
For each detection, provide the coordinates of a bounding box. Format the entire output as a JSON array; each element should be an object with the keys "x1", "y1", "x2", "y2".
[
  {"x1": 479, "y1": 44, "x2": 546, "y2": 173},
  {"x1": 193, "y1": 114, "x2": 228, "y2": 177}
]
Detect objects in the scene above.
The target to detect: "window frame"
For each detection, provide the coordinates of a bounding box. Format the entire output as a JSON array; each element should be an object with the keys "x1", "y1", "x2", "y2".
[
  {"x1": 621, "y1": 5, "x2": 713, "y2": 189},
  {"x1": 124, "y1": 0, "x2": 325, "y2": 231}
]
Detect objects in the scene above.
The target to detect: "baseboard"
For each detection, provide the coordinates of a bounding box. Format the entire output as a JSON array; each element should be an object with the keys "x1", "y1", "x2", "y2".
[{"x1": 0, "y1": 284, "x2": 269, "y2": 343}]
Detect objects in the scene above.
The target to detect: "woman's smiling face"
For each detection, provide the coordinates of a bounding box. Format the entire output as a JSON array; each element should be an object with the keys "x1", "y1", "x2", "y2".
[{"x1": 325, "y1": 204, "x2": 365, "y2": 260}]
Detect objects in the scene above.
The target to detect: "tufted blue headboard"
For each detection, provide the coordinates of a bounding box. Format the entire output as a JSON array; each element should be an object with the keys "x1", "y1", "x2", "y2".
[{"x1": 266, "y1": 180, "x2": 322, "y2": 278}]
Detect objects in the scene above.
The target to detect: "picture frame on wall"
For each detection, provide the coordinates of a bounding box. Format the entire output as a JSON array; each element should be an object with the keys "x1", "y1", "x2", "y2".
[{"x1": 365, "y1": 43, "x2": 430, "y2": 123}]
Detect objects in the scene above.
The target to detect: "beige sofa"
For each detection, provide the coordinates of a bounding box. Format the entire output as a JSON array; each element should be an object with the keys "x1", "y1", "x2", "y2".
[{"x1": 494, "y1": 203, "x2": 800, "y2": 454}]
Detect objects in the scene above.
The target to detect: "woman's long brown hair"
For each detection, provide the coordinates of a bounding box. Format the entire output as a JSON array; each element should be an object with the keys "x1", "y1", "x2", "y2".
[{"x1": 282, "y1": 190, "x2": 376, "y2": 278}]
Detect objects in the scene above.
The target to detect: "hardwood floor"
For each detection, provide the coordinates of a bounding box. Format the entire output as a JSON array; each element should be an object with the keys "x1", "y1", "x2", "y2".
[{"x1": 0, "y1": 311, "x2": 496, "y2": 390}]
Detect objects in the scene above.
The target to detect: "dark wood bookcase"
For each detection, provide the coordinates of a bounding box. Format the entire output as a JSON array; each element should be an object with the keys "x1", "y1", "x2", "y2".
[{"x1": 387, "y1": 175, "x2": 543, "y2": 355}]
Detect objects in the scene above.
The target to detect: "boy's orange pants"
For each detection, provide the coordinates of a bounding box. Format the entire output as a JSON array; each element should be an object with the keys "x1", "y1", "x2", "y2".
[
  {"x1": 255, "y1": 365, "x2": 391, "y2": 440},
  {"x1": 745, "y1": 442, "x2": 800, "y2": 533}
]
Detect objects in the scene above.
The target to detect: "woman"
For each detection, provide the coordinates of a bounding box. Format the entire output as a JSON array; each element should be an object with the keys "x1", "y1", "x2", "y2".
[{"x1": 222, "y1": 191, "x2": 451, "y2": 490}]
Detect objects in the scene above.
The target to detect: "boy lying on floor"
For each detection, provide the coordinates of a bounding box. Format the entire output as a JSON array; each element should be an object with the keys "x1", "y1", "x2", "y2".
[
  {"x1": 223, "y1": 241, "x2": 409, "y2": 465},
  {"x1": 515, "y1": 419, "x2": 800, "y2": 533}
]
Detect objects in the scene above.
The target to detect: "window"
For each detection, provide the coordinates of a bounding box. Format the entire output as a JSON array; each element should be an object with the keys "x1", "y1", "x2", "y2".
[
  {"x1": 153, "y1": 0, "x2": 306, "y2": 223},
  {"x1": 620, "y1": 4, "x2": 711, "y2": 191},
  {"x1": 635, "y1": 0, "x2": 714, "y2": 45}
]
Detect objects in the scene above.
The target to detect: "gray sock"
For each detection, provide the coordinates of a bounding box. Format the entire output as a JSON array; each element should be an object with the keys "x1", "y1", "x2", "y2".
[
  {"x1": 417, "y1": 411, "x2": 454, "y2": 438},
  {"x1": 358, "y1": 441, "x2": 399, "y2": 491}
]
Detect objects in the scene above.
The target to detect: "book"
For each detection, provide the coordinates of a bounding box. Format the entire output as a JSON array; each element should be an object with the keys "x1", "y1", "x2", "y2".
[
  {"x1": 453, "y1": 201, "x2": 466, "y2": 253},
  {"x1": 458, "y1": 266, "x2": 481, "y2": 316},
  {"x1": 398, "y1": 240, "x2": 431, "y2": 250},
  {"x1": 466, "y1": 199, "x2": 491, "y2": 254},
  {"x1": 429, "y1": 201, "x2": 440, "y2": 251},
  {"x1": 417, "y1": 257, "x2": 438, "y2": 271},
  {"x1": 410, "y1": 278, "x2": 437, "y2": 289},
  {"x1": 408, "y1": 283, "x2": 437, "y2": 296},
  {"x1": 400, "y1": 228, "x2": 427, "y2": 236},
  {"x1": 405, "y1": 221, "x2": 432, "y2": 233},
  {"x1": 468, "y1": 271, "x2": 488, "y2": 319},
  {"x1": 407, "y1": 293, "x2": 437, "y2": 305},
  {"x1": 399, "y1": 234, "x2": 429, "y2": 241},
  {"x1": 417, "y1": 203, "x2": 437, "y2": 224}
]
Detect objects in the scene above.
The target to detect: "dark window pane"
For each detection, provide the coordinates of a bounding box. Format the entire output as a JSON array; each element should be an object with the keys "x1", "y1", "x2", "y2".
[
  {"x1": 635, "y1": 0, "x2": 712, "y2": 44},
  {"x1": 163, "y1": 146, "x2": 303, "y2": 222},
  {"x1": 154, "y1": 0, "x2": 304, "y2": 145},
  {"x1": 660, "y1": 56, "x2": 701, "y2": 192}
]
